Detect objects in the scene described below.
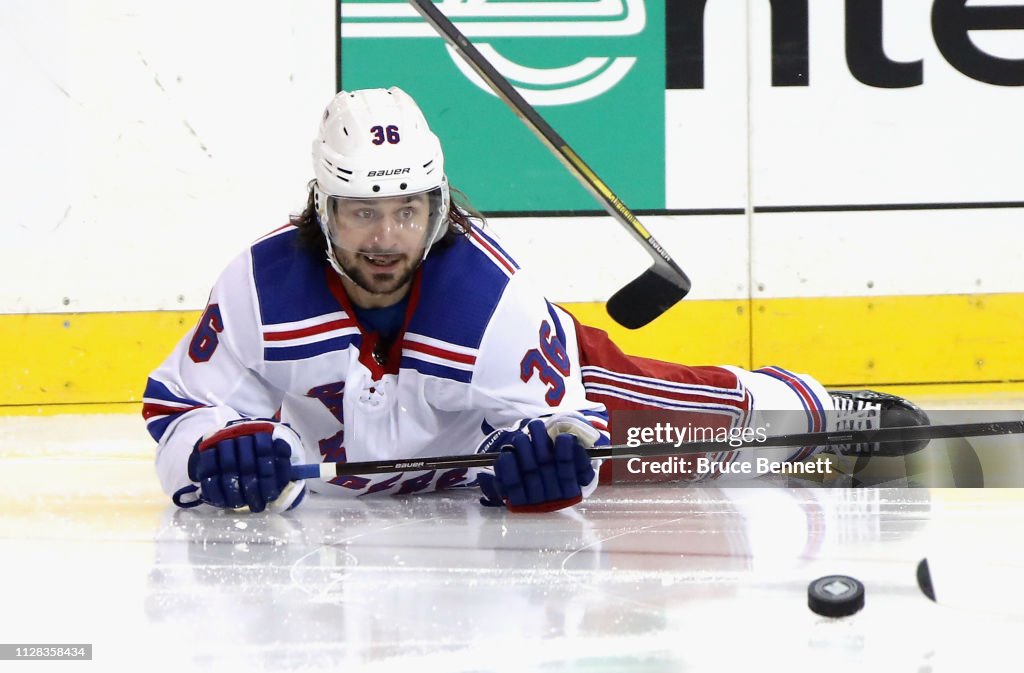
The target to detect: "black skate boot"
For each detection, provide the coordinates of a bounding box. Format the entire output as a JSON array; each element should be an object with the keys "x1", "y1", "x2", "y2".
[{"x1": 828, "y1": 390, "x2": 931, "y2": 457}]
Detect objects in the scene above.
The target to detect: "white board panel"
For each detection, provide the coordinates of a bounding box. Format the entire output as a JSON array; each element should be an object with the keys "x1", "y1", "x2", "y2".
[
  {"x1": 752, "y1": 209, "x2": 1024, "y2": 298},
  {"x1": 0, "y1": 0, "x2": 335, "y2": 314}
]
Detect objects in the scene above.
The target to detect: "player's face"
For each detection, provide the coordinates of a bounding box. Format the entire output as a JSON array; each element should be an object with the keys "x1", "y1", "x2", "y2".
[{"x1": 330, "y1": 194, "x2": 431, "y2": 306}]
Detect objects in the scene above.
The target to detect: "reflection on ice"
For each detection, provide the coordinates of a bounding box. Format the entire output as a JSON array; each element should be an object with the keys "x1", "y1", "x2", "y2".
[{"x1": 136, "y1": 487, "x2": 950, "y2": 671}]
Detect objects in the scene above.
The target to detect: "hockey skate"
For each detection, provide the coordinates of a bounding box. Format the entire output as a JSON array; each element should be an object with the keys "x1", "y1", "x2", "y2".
[{"x1": 828, "y1": 390, "x2": 931, "y2": 457}]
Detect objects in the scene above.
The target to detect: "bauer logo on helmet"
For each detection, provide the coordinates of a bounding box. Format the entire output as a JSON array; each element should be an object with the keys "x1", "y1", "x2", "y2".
[{"x1": 367, "y1": 168, "x2": 411, "y2": 178}]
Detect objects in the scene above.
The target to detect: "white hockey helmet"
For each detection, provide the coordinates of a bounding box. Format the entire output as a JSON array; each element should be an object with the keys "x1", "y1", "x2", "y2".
[{"x1": 312, "y1": 87, "x2": 450, "y2": 276}]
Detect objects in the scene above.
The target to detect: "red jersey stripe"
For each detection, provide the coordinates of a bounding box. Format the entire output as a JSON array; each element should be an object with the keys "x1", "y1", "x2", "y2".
[
  {"x1": 582, "y1": 372, "x2": 750, "y2": 409},
  {"x1": 264, "y1": 318, "x2": 358, "y2": 342},
  {"x1": 403, "y1": 339, "x2": 477, "y2": 365},
  {"x1": 470, "y1": 231, "x2": 516, "y2": 275},
  {"x1": 143, "y1": 402, "x2": 203, "y2": 420}
]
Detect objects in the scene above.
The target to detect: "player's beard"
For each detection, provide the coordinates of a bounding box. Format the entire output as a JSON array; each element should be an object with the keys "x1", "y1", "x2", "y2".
[{"x1": 337, "y1": 248, "x2": 421, "y2": 298}]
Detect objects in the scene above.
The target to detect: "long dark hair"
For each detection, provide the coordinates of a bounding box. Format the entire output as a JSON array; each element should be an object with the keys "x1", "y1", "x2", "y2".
[{"x1": 291, "y1": 180, "x2": 481, "y2": 257}]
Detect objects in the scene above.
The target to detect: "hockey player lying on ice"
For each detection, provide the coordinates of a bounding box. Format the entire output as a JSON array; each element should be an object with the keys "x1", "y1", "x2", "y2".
[{"x1": 144, "y1": 87, "x2": 929, "y2": 514}]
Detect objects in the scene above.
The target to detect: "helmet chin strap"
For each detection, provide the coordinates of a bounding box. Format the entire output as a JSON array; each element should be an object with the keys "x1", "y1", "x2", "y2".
[
  {"x1": 314, "y1": 184, "x2": 356, "y2": 283},
  {"x1": 316, "y1": 209, "x2": 353, "y2": 282},
  {"x1": 326, "y1": 249, "x2": 353, "y2": 282}
]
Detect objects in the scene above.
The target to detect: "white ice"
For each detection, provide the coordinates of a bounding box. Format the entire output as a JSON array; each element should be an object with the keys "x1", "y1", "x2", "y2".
[{"x1": 1, "y1": 400, "x2": 1023, "y2": 673}]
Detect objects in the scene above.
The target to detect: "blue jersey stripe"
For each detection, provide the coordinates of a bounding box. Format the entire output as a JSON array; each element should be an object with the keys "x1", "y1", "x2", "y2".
[
  {"x1": 143, "y1": 378, "x2": 203, "y2": 407},
  {"x1": 474, "y1": 226, "x2": 521, "y2": 270},
  {"x1": 407, "y1": 236, "x2": 511, "y2": 352},
  {"x1": 545, "y1": 300, "x2": 568, "y2": 351},
  {"x1": 399, "y1": 357, "x2": 473, "y2": 384},
  {"x1": 585, "y1": 384, "x2": 746, "y2": 417},
  {"x1": 251, "y1": 228, "x2": 341, "y2": 326},
  {"x1": 264, "y1": 335, "x2": 360, "y2": 362},
  {"x1": 146, "y1": 415, "x2": 179, "y2": 442},
  {"x1": 581, "y1": 366, "x2": 746, "y2": 400}
]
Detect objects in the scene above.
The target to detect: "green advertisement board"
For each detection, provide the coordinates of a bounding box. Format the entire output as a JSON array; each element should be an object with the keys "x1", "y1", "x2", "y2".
[{"x1": 339, "y1": 0, "x2": 665, "y2": 212}]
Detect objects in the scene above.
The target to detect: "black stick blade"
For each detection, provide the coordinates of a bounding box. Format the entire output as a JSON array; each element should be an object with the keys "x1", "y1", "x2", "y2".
[
  {"x1": 917, "y1": 558, "x2": 937, "y2": 602},
  {"x1": 606, "y1": 266, "x2": 692, "y2": 329}
]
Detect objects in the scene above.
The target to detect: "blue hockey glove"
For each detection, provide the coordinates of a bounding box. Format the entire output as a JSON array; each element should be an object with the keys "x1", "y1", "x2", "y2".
[
  {"x1": 478, "y1": 419, "x2": 596, "y2": 513},
  {"x1": 173, "y1": 419, "x2": 306, "y2": 513}
]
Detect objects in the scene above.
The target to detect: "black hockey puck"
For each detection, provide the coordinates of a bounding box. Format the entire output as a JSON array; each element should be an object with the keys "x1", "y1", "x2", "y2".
[{"x1": 807, "y1": 575, "x2": 865, "y2": 617}]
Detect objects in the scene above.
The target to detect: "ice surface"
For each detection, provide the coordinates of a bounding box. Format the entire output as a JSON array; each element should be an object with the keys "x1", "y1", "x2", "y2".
[{"x1": 1, "y1": 410, "x2": 1022, "y2": 672}]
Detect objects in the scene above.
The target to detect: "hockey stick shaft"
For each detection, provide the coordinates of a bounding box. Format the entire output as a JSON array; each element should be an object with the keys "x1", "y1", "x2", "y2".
[
  {"x1": 406, "y1": 0, "x2": 663, "y2": 254},
  {"x1": 406, "y1": 0, "x2": 690, "y2": 328},
  {"x1": 290, "y1": 420, "x2": 1024, "y2": 481}
]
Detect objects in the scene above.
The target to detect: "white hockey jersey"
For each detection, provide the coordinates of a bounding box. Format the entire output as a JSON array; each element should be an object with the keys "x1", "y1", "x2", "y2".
[{"x1": 145, "y1": 225, "x2": 609, "y2": 501}]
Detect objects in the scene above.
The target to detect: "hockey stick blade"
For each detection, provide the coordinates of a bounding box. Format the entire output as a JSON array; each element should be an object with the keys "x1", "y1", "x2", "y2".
[
  {"x1": 291, "y1": 419, "x2": 1024, "y2": 481},
  {"x1": 607, "y1": 265, "x2": 692, "y2": 329},
  {"x1": 918, "y1": 557, "x2": 1024, "y2": 617},
  {"x1": 407, "y1": 0, "x2": 691, "y2": 329}
]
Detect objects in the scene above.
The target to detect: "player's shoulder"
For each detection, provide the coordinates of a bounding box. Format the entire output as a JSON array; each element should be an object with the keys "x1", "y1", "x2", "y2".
[
  {"x1": 243, "y1": 225, "x2": 340, "y2": 326},
  {"x1": 248, "y1": 223, "x2": 305, "y2": 270},
  {"x1": 408, "y1": 226, "x2": 523, "y2": 348}
]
